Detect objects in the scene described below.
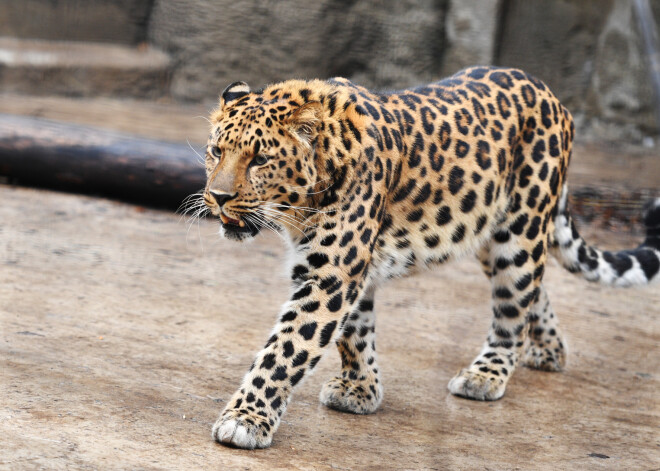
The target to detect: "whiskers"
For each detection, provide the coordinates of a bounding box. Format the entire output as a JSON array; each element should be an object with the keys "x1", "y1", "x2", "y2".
[
  {"x1": 178, "y1": 190, "x2": 212, "y2": 246},
  {"x1": 178, "y1": 185, "x2": 329, "y2": 246},
  {"x1": 242, "y1": 212, "x2": 288, "y2": 243},
  {"x1": 187, "y1": 139, "x2": 207, "y2": 167},
  {"x1": 255, "y1": 202, "x2": 325, "y2": 242},
  {"x1": 230, "y1": 199, "x2": 322, "y2": 242}
]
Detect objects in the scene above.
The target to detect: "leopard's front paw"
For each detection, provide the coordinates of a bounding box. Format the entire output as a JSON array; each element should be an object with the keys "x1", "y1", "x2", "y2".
[
  {"x1": 320, "y1": 376, "x2": 383, "y2": 414},
  {"x1": 448, "y1": 367, "x2": 507, "y2": 401},
  {"x1": 212, "y1": 409, "x2": 275, "y2": 449}
]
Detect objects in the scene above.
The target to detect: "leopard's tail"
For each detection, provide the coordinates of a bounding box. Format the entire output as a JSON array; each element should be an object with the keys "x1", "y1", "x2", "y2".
[{"x1": 550, "y1": 184, "x2": 660, "y2": 286}]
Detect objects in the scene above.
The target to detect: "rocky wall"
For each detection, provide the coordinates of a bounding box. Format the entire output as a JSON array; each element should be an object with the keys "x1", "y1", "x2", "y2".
[
  {"x1": 0, "y1": 0, "x2": 153, "y2": 45},
  {"x1": 149, "y1": 0, "x2": 448, "y2": 101},
  {"x1": 497, "y1": 0, "x2": 660, "y2": 141},
  {"x1": 148, "y1": 0, "x2": 660, "y2": 141}
]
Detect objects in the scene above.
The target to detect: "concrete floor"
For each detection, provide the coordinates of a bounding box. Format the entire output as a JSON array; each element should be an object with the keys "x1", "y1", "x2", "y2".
[{"x1": 1, "y1": 184, "x2": 659, "y2": 470}]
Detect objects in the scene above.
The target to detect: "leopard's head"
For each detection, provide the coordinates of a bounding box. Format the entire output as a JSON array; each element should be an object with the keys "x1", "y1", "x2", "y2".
[{"x1": 201, "y1": 81, "x2": 329, "y2": 242}]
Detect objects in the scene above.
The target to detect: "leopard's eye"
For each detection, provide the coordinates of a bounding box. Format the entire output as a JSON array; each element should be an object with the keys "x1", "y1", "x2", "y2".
[
  {"x1": 210, "y1": 146, "x2": 222, "y2": 159},
  {"x1": 254, "y1": 154, "x2": 269, "y2": 166}
]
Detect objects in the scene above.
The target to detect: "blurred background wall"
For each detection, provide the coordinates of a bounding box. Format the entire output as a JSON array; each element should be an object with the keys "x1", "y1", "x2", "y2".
[{"x1": 1, "y1": 0, "x2": 659, "y2": 143}]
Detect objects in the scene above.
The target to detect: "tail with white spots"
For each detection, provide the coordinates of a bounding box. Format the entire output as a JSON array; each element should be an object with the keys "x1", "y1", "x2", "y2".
[{"x1": 551, "y1": 184, "x2": 660, "y2": 286}]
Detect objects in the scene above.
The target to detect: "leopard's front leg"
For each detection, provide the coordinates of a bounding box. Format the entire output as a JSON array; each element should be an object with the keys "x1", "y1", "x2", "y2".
[
  {"x1": 213, "y1": 257, "x2": 367, "y2": 449},
  {"x1": 319, "y1": 284, "x2": 383, "y2": 414}
]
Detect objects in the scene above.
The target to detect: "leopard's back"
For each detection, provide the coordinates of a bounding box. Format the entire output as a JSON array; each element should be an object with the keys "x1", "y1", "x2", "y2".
[{"x1": 337, "y1": 67, "x2": 573, "y2": 282}]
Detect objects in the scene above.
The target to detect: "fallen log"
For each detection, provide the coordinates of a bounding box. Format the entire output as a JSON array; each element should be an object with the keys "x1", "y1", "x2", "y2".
[{"x1": 0, "y1": 113, "x2": 205, "y2": 209}]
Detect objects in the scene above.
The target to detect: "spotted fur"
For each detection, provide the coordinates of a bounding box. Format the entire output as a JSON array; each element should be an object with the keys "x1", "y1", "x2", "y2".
[{"x1": 197, "y1": 67, "x2": 660, "y2": 449}]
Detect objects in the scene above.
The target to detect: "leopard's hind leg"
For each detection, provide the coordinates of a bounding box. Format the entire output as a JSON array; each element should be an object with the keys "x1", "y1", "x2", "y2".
[
  {"x1": 522, "y1": 284, "x2": 566, "y2": 371},
  {"x1": 477, "y1": 249, "x2": 566, "y2": 372},
  {"x1": 320, "y1": 285, "x2": 383, "y2": 414},
  {"x1": 449, "y1": 218, "x2": 548, "y2": 400}
]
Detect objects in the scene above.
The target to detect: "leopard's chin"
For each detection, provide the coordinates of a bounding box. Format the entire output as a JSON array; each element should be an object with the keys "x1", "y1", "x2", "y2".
[{"x1": 219, "y1": 218, "x2": 260, "y2": 241}]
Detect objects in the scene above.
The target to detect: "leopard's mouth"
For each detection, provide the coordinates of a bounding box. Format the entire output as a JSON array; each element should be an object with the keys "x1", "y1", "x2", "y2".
[
  {"x1": 219, "y1": 211, "x2": 260, "y2": 236},
  {"x1": 219, "y1": 212, "x2": 243, "y2": 227}
]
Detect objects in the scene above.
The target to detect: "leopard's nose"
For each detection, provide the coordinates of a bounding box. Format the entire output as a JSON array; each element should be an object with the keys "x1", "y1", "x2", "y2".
[{"x1": 209, "y1": 191, "x2": 236, "y2": 207}]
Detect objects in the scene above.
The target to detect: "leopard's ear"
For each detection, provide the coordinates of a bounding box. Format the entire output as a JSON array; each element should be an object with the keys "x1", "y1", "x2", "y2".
[
  {"x1": 286, "y1": 101, "x2": 323, "y2": 146},
  {"x1": 219, "y1": 81, "x2": 250, "y2": 110}
]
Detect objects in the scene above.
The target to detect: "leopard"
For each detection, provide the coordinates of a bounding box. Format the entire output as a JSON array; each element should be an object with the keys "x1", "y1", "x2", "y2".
[{"x1": 194, "y1": 66, "x2": 660, "y2": 449}]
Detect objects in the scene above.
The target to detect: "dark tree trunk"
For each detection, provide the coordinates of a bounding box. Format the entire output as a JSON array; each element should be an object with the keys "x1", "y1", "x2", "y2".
[{"x1": 0, "y1": 113, "x2": 205, "y2": 209}]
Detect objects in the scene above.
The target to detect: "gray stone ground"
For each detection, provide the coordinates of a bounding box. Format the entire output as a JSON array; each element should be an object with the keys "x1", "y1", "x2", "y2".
[{"x1": 1, "y1": 185, "x2": 658, "y2": 470}]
